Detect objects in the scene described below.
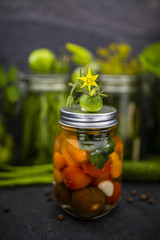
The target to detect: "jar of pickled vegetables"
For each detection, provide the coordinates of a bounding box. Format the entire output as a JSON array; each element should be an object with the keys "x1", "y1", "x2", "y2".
[
  {"x1": 100, "y1": 74, "x2": 141, "y2": 160},
  {"x1": 53, "y1": 105, "x2": 123, "y2": 219},
  {"x1": 20, "y1": 73, "x2": 69, "y2": 165}
]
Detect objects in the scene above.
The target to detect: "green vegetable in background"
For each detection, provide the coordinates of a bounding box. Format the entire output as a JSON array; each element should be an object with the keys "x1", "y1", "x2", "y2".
[
  {"x1": 0, "y1": 65, "x2": 20, "y2": 116},
  {"x1": 54, "y1": 54, "x2": 71, "y2": 73},
  {"x1": 0, "y1": 65, "x2": 20, "y2": 165},
  {"x1": 28, "y1": 48, "x2": 56, "y2": 73},
  {"x1": 0, "y1": 163, "x2": 53, "y2": 186},
  {"x1": 65, "y1": 42, "x2": 94, "y2": 66},
  {"x1": 123, "y1": 158, "x2": 160, "y2": 182},
  {"x1": 0, "y1": 65, "x2": 20, "y2": 106},
  {"x1": 0, "y1": 66, "x2": 7, "y2": 87},
  {"x1": 0, "y1": 119, "x2": 14, "y2": 164},
  {"x1": 5, "y1": 86, "x2": 20, "y2": 103},
  {"x1": 139, "y1": 42, "x2": 160, "y2": 77},
  {"x1": 22, "y1": 91, "x2": 67, "y2": 165}
]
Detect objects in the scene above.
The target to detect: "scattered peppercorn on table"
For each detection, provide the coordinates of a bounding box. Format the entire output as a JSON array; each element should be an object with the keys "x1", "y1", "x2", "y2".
[{"x1": 0, "y1": 183, "x2": 160, "y2": 240}]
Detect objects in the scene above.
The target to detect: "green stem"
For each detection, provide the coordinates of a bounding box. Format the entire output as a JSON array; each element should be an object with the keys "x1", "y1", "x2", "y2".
[
  {"x1": 0, "y1": 174, "x2": 53, "y2": 186},
  {"x1": 0, "y1": 168, "x2": 52, "y2": 179},
  {"x1": 0, "y1": 163, "x2": 53, "y2": 172}
]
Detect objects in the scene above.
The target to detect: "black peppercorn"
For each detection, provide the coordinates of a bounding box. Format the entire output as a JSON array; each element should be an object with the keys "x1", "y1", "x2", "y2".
[
  {"x1": 47, "y1": 195, "x2": 53, "y2": 201},
  {"x1": 44, "y1": 189, "x2": 51, "y2": 196},
  {"x1": 127, "y1": 197, "x2": 133, "y2": 203},
  {"x1": 148, "y1": 198, "x2": 154, "y2": 204},
  {"x1": 131, "y1": 189, "x2": 137, "y2": 196},
  {"x1": 58, "y1": 214, "x2": 64, "y2": 221},
  {"x1": 140, "y1": 194, "x2": 147, "y2": 201},
  {"x1": 3, "y1": 206, "x2": 10, "y2": 213}
]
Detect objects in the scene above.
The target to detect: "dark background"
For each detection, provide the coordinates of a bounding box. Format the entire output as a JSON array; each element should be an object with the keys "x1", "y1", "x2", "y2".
[{"x1": 0, "y1": 0, "x2": 160, "y2": 70}]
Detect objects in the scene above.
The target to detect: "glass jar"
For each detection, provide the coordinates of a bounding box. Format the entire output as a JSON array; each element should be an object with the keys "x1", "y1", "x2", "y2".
[
  {"x1": 100, "y1": 74, "x2": 141, "y2": 160},
  {"x1": 53, "y1": 105, "x2": 123, "y2": 219},
  {"x1": 148, "y1": 77, "x2": 160, "y2": 154},
  {"x1": 20, "y1": 73, "x2": 69, "y2": 165}
]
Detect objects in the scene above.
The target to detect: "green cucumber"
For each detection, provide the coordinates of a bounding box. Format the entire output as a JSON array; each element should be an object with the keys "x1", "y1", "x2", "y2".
[{"x1": 123, "y1": 160, "x2": 160, "y2": 182}]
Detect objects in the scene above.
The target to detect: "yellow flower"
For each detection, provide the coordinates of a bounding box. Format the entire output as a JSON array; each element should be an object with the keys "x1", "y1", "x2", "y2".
[
  {"x1": 96, "y1": 47, "x2": 108, "y2": 57},
  {"x1": 118, "y1": 43, "x2": 131, "y2": 58},
  {"x1": 78, "y1": 68, "x2": 99, "y2": 93}
]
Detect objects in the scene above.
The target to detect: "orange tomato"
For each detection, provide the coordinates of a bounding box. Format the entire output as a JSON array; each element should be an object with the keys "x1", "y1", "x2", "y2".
[
  {"x1": 62, "y1": 167, "x2": 92, "y2": 190},
  {"x1": 110, "y1": 152, "x2": 122, "y2": 179},
  {"x1": 112, "y1": 134, "x2": 123, "y2": 160},
  {"x1": 61, "y1": 140, "x2": 80, "y2": 167},
  {"x1": 53, "y1": 152, "x2": 66, "y2": 170},
  {"x1": 66, "y1": 135, "x2": 89, "y2": 163},
  {"x1": 107, "y1": 182, "x2": 122, "y2": 204},
  {"x1": 54, "y1": 169, "x2": 63, "y2": 183},
  {"x1": 54, "y1": 134, "x2": 63, "y2": 152},
  {"x1": 82, "y1": 158, "x2": 112, "y2": 178}
]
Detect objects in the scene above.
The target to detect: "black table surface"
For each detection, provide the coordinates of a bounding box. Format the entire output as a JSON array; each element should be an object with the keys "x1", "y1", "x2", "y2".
[{"x1": 0, "y1": 183, "x2": 160, "y2": 240}]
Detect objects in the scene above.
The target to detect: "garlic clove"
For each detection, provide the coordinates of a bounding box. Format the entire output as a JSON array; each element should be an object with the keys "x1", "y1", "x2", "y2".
[{"x1": 98, "y1": 180, "x2": 114, "y2": 197}]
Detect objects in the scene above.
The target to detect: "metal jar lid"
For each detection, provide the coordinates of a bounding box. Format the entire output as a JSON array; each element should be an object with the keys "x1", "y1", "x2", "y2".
[
  {"x1": 19, "y1": 72, "x2": 70, "y2": 92},
  {"x1": 60, "y1": 105, "x2": 117, "y2": 129}
]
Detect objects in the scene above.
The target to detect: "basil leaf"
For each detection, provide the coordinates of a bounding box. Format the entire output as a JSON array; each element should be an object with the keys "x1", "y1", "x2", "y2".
[
  {"x1": 89, "y1": 149, "x2": 107, "y2": 169},
  {"x1": 77, "y1": 130, "x2": 115, "y2": 169}
]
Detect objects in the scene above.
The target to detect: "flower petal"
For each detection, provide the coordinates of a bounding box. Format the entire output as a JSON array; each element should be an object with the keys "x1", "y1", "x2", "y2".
[
  {"x1": 91, "y1": 81, "x2": 98, "y2": 87},
  {"x1": 81, "y1": 81, "x2": 88, "y2": 88},
  {"x1": 78, "y1": 77, "x2": 87, "y2": 82},
  {"x1": 87, "y1": 68, "x2": 92, "y2": 78},
  {"x1": 91, "y1": 74, "x2": 99, "y2": 81}
]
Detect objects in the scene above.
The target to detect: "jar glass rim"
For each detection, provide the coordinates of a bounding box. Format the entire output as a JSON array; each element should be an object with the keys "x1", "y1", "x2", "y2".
[{"x1": 19, "y1": 72, "x2": 70, "y2": 92}]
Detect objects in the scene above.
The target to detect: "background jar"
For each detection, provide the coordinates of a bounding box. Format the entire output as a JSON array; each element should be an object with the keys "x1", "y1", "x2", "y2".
[
  {"x1": 20, "y1": 73, "x2": 69, "y2": 165},
  {"x1": 53, "y1": 105, "x2": 123, "y2": 219},
  {"x1": 100, "y1": 74, "x2": 142, "y2": 161},
  {"x1": 148, "y1": 77, "x2": 160, "y2": 155}
]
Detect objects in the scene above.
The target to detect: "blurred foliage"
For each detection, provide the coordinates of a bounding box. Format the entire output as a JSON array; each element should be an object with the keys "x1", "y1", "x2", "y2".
[
  {"x1": 55, "y1": 54, "x2": 71, "y2": 73},
  {"x1": 0, "y1": 65, "x2": 20, "y2": 165},
  {"x1": 65, "y1": 42, "x2": 94, "y2": 66},
  {"x1": 96, "y1": 43, "x2": 140, "y2": 75},
  {"x1": 0, "y1": 118, "x2": 14, "y2": 165},
  {"x1": 139, "y1": 42, "x2": 160, "y2": 77},
  {"x1": 0, "y1": 65, "x2": 21, "y2": 113}
]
